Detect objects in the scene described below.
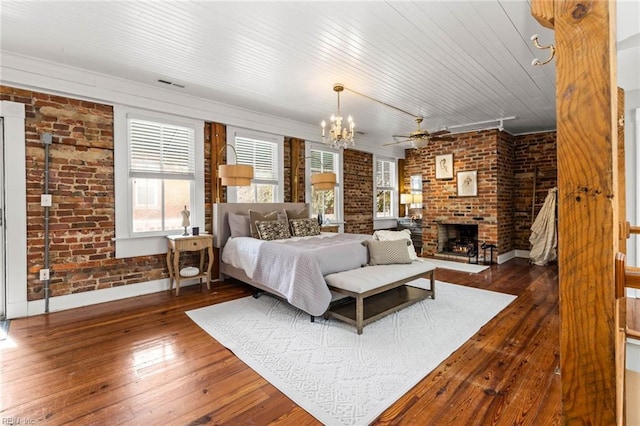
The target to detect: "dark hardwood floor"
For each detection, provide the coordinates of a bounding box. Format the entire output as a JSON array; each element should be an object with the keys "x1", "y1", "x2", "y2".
[{"x1": 1, "y1": 258, "x2": 560, "y2": 425}]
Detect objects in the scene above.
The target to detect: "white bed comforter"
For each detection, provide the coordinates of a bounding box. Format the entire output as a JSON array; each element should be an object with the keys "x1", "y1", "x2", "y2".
[{"x1": 222, "y1": 233, "x2": 371, "y2": 315}]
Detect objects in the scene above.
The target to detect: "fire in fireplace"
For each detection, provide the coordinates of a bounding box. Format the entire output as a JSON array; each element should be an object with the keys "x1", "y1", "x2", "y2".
[{"x1": 437, "y1": 223, "x2": 478, "y2": 256}]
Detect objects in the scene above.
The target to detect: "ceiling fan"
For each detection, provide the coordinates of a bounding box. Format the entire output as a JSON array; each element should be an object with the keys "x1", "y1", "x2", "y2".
[{"x1": 383, "y1": 117, "x2": 455, "y2": 148}]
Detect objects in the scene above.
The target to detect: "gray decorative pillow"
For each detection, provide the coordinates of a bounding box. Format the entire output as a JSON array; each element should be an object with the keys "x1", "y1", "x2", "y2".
[
  {"x1": 256, "y1": 220, "x2": 291, "y2": 241},
  {"x1": 249, "y1": 210, "x2": 285, "y2": 238},
  {"x1": 285, "y1": 206, "x2": 309, "y2": 221},
  {"x1": 289, "y1": 218, "x2": 321, "y2": 237},
  {"x1": 373, "y1": 229, "x2": 418, "y2": 260},
  {"x1": 228, "y1": 212, "x2": 251, "y2": 238},
  {"x1": 364, "y1": 239, "x2": 412, "y2": 265}
]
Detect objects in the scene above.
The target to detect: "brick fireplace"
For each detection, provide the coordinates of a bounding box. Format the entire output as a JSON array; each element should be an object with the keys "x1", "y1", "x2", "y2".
[
  {"x1": 404, "y1": 129, "x2": 511, "y2": 258},
  {"x1": 437, "y1": 223, "x2": 478, "y2": 256}
]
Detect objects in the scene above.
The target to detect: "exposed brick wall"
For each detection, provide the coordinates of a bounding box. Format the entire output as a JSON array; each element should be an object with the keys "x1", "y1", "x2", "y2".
[
  {"x1": 408, "y1": 130, "x2": 501, "y2": 256},
  {"x1": 283, "y1": 137, "x2": 292, "y2": 201},
  {"x1": 513, "y1": 132, "x2": 557, "y2": 250},
  {"x1": 343, "y1": 149, "x2": 373, "y2": 234},
  {"x1": 405, "y1": 129, "x2": 557, "y2": 257},
  {"x1": 204, "y1": 124, "x2": 213, "y2": 233},
  {"x1": 497, "y1": 131, "x2": 516, "y2": 253},
  {"x1": 1, "y1": 85, "x2": 211, "y2": 301}
]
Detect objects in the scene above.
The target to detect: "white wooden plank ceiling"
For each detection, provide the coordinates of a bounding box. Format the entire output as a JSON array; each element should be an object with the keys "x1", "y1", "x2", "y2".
[{"x1": 0, "y1": 1, "x2": 637, "y2": 148}]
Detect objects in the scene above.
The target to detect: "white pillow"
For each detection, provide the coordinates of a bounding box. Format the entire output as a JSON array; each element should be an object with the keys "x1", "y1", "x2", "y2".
[{"x1": 373, "y1": 229, "x2": 418, "y2": 261}]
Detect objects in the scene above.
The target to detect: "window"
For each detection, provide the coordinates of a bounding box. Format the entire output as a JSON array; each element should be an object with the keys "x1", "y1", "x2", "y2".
[
  {"x1": 114, "y1": 106, "x2": 204, "y2": 258},
  {"x1": 226, "y1": 128, "x2": 283, "y2": 203},
  {"x1": 128, "y1": 118, "x2": 195, "y2": 233},
  {"x1": 309, "y1": 148, "x2": 340, "y2": 223},
  {"x1": 375, "y1": 158, "x2": 396, "y2": 218}
]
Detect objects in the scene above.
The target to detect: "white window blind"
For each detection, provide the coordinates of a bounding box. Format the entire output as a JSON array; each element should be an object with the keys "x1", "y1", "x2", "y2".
[
  {"x1": 376, "y1": 159, "x2": 393, "y2": 188},
  {"x1": 235, "y1": 136, "x2": 278, "y2": 182},
  {"x1": 129, "y1": 119, "x2": 195, "y2": 179},
  {"x1": 310, "y1": 149, "x2": 336, "y2": 174}
]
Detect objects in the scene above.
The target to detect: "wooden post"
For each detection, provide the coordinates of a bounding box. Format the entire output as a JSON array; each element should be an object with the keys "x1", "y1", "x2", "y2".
[
  {"x1": 211, "y1": 122, "x2": 226, "y2": 204},
  {"x1": 291, "y1": 138, "x2": 301, "y2": 202},
  {"x1": 532, "y1": 0, "x2": 619, "y2": 423},
  {"x1": 618, "y1": 87, "x2": 627, "y2": 254}
]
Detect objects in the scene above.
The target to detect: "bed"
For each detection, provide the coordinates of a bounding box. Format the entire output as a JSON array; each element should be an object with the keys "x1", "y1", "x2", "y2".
[{"x1": 212, "y1": 203, "x2": 372, "y2": 316}]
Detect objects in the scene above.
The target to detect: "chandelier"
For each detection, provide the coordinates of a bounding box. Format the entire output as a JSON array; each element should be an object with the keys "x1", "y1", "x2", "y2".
[{"x1": 321, "y1": 83, "x2": 355, "y2": 149}]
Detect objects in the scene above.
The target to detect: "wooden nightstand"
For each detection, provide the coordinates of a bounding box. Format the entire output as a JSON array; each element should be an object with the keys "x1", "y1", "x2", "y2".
[
  {"x1": 321, "y1": 224, "x2": 339, "y2": 233},
  {"x1": 166, "y1": 234, "x2": 213, "y2": 295},
  {"x1": 397, "y1": 218, "x2": 423, "y2": 255}
]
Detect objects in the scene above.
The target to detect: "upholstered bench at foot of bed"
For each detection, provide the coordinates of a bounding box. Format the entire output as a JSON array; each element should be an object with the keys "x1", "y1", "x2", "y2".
[{"x1": 323, "y1": 260, "x2": 436, "y2": 334}]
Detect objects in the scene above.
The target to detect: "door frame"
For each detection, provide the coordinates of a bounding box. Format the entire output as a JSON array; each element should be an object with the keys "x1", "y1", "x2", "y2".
[{"x1": 0, "y1": 101, "x2": 27, "y2": 319}]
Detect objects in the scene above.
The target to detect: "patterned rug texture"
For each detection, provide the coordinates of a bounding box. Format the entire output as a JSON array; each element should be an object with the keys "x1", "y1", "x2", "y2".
[{"x1": 187, "y1": 280, "x2": 515, "y2": 425}]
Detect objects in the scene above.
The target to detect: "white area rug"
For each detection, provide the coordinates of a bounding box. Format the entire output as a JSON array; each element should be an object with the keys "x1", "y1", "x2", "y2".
[
  {"x1": 187, "y1": 280, "x2": 515, "y2": 426},
  {"x1": 426, "y1": 258, "x2": 490, "y2": 273}
]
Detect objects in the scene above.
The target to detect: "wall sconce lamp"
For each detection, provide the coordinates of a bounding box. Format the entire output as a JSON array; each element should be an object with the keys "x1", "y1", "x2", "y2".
[
  {"x1": 311, "y1": 172, "x2": 337, "y2": 191},
  {"x1": 292, "y1": 156, "x2": 337, "y2": 200},
  {"x1": 215, "y1": 144, "x2": 253, "y2": 203},
  {"x1": 401, "y1": 193, "x2": 423, "y2": 217}
]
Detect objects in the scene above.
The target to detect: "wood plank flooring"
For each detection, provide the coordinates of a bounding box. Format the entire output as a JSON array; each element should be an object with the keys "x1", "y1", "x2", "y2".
[{"x1": 1, "y1": 258, "x2": 560, "y2": 425}]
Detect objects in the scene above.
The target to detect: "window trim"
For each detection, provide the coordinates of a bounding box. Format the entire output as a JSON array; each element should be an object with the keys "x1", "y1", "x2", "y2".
[
  {"x1": 225, "y1": 126, "x2": 284, "y2": 203},
  {"x1": 114, "y1": 105, "x2": 205, "y2": 258},
  {"x1": 305, "y1": 143, "x2": 343, "y2": 229},
  {"x1": 374, "y1": 156, "x2": 398, "y2": 220}
]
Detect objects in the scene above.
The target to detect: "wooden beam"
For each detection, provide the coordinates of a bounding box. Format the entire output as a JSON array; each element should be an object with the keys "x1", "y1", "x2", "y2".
[
  {"x1": 532, "y1": 0, "x2": 619, "y2": 423},
  {"x1": 211, "y1": 122, "x2": 226, "y2": 204},
  {"x1": 618, "y1": 87, "x2": 626, "y2": 254},
  {"x1": 531, "y1": 0, "x2": 555, "y2": 29}
]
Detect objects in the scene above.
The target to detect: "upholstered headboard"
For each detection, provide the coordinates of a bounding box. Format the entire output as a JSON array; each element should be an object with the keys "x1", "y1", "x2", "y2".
[{"x1": 212, "y1": 202, "x2": 308, "y2": 248}]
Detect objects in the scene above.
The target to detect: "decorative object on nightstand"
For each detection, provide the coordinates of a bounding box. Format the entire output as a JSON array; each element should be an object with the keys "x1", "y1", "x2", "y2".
[
  {"x1": 181, "y1": 205, "x2": 190, "y2": 236},
  {"x1": 166, "y1": 234, "x2": 213, "y2": 296}
]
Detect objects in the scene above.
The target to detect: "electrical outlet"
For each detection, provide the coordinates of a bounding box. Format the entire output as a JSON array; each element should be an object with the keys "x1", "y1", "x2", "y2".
[
  {"x1": 40, "y1": 268, "x2": 50, "y2": 281},
  {"x1": 41, "y1": 194, "x2": 52, "y2": 207}
]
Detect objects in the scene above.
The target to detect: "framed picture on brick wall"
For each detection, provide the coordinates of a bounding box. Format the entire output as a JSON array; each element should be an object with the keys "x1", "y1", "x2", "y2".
[
  {"x1": 435, "y1": 154, "x2": 453, "y2": 179},
  {"x1": 457, "y1": 170, "x2": 477, "y2": 197}
]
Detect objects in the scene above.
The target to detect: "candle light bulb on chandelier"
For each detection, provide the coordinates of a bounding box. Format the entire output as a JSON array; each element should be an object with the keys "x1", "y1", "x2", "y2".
[{"x1": 320, "y1": 84, "x2": 355, "y2": 149}]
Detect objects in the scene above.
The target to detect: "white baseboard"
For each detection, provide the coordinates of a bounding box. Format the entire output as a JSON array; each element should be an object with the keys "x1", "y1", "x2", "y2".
[
  {"x1": 25, "y1": 278, "x2": 202, "y2": 317},
  {"x1": 497, "y1": 250, "x2": 517, "y2": 264}
]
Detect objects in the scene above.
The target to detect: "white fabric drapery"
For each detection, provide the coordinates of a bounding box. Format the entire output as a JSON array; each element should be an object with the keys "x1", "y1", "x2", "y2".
[{"x1": 529, "y1": 187, "x2": 558, "y2": 266}]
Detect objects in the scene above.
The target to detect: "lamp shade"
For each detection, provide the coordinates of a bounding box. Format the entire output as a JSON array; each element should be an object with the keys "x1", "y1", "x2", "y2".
[
  {"x1": 400, "y1": 194, "x2": 412, "y2": 205},
  {"x1": 311, "y1": 172, "x2": 336, "y2": 191},
  {"x1": 413, "y1": 193, "x2": 423, "y2": 204},
  {"x1": 218, "y1": 164, "x2": 253, "y2": 186}
]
